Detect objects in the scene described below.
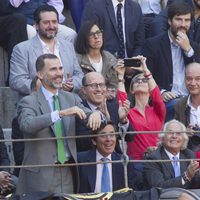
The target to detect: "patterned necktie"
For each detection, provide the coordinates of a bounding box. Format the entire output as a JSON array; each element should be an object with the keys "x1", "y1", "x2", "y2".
[
  {"x1": 116, "y1": 3, "x2": 125, "y2": 58},
  {"x1": 101, "y1": 157, "x2": 111, "y2": 192},
  {"x1": 53, "y1": 95, "x2": 66, "y2": 164},
  {"x1": 172, "y1": 156, "x2": 180, "y2": 177}
]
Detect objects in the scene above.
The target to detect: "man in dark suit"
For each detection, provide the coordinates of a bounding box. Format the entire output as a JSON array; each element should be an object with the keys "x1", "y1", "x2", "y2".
[
  {"x1": 142, "y1": 2, "x2": 200, "y2": 121},
  {"x1": 17, "y1": 54, "x2": 103, "y2": 195},
  {"x1": 143, "y1": 119, "x2": 200, "y2": 189},
  {"x1": 81, "y1": 0, "x2": 144, "y2": 58},
  {"x1": 78, "y1": 121, "x2": 138, "y2": 193}
]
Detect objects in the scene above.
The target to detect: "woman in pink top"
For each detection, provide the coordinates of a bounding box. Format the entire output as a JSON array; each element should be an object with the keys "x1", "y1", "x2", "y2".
[{"x1": 116, "y1": 56, "x2": 166, "y2": 160}]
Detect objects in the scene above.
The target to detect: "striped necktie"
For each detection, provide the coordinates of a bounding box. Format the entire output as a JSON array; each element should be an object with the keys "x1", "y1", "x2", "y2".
[
  {"x1": 172, "y1": 156, "x2": 180, "y2": 177},
  {"x1": 116, "y1": 3, "x2": 125, "y2": 58}
]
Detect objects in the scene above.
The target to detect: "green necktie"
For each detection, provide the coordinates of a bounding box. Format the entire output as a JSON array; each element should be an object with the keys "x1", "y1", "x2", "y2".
[{"x1": 53, "y1": 95, "x2": 66, "y2": 164}]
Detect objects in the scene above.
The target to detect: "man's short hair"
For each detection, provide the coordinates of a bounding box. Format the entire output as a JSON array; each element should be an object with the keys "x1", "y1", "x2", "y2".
[
  {"x1": 159, "y1": 119, "x2": 189, "y2": 150},
  {"x1": 33, "y1": 5, "x2": 59, "y2": 24},
  {"x1": 92, "y1": 121, "x2": 117, "y2": 141},
  {"x1": 36, "y1": 54, "x2": 58, "y2": 72},
  {"x1": 168, "y1": 2, "x2": 194, "y2": 21}
]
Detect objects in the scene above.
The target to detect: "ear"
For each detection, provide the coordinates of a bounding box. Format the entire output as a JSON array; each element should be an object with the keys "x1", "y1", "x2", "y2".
[
  {"x1": 168, "y1": 19, "x2": 172, "y2": 27},
  {"x1": 34, "y1": 23, "x2": 39, "y2": 31},
  {"x1": 36, "y1": 71, "x2": 43, "y2": 80}
]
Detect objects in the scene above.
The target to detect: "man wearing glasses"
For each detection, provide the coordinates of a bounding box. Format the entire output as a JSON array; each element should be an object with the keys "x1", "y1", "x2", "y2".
[{"x1": 76, "y1": 71, "x2": 131, "y2": 152}]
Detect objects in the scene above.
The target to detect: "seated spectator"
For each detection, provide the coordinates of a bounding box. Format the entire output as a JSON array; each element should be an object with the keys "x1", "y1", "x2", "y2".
[
  {"x1": 75, "y1": 20, "x2": 119, "y2": 90},
  {"x1": 175, "y1": 62, "x2": 200, "y2": 152},
  {"x1": 143, "y1": 1, "x2": 200, "y2": 121},
  {"x1": 143, "y1": 119, "x2": 200, "y2": 189},
  {"x1": 9, "y1": 5, "x2": 83, "y2": 101},
  {"x1": 115, "y1": 56, "x2": 166, "y2": 160},
  {"x1": 78, "y1": 121, "x2": 139, "y2": 193},
  {"x1": 7, "y1": 0, "x2": 77, "y2": 43},
  {"x1": 76, "y1": 71, "x2": 132, "y2": 152},
  {"x1": 0, "y1": 125, "x2": 17, "y2": 196}
]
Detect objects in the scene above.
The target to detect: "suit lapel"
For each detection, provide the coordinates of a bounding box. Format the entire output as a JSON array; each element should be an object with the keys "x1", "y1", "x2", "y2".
[
  {"x1": 161, "y1": 148, "x2": 175, "y2": 178},
  {"x1": 31, "y1": 36, "x2": 43, "y2": 57},
  {"x1": 180, "y1": 152, "x2": 189, "y2": 174},
  {"x1": 87, "y1": 150, "x2": 97, "y2": 191},
  {"x1": 37, "y1": 89, "x2": 55, "y2": 135},
  {"x1": 160, "y1": 34, "x2": 173, "y2": 80},
  {"x1": 105, "y1": 0, "x2": 119, "y2": 38},
  {"x1": 111, "y1": 152, "x2": 121, "y2": 190}
]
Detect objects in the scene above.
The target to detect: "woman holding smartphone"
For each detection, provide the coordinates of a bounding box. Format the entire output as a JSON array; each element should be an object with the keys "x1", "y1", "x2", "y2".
[{"x1": 116, "y1": 56, "x2": 166, "y2": 160}]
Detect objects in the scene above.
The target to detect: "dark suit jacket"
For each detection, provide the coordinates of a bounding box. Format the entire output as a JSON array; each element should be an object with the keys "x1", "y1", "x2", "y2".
[
  {"x1": 76, "y1": 99, "x2": 133, "y2": 152},
  {"x1": 77, "y1": 149, "x2": 138, "y2": 193},
  {"x1": 143, "y1": 145, "x2": 198, "y2": 189},
  {"x1": 142, "y1": 32, "x2": 200, "y2": 91},
  {"x1": 76, "y1": 99, "x2": 119, "y2": 152},
  {"x1": 82, "y1": 0, "x2": 144, "y2": 57},
  {"x1": 174, "y1": 96, "x2": 200, "y2": 151}
]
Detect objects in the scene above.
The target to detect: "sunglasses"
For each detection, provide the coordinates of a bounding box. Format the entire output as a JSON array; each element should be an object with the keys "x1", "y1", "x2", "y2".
[{"x1": 132, "y1": 77, "x2": 148, "y2": 84}]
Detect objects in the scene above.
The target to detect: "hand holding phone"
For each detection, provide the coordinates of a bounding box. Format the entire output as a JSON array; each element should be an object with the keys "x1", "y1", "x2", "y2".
[{"x1": 124, "y1": 58, "x2": 141, "y2": 67}]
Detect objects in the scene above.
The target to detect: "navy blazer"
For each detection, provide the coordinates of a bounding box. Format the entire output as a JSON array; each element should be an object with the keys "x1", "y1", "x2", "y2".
[
  {"x1": 82, "y1": 0, "x2": 144, "y2": 57},
  {"x1": 143, "y1": 146, "x2": 199, "y2": 189},
  {"x1": 78, "y1": 149, "x2": 138, "y2": 193},
  {"x1": 142, "y1": 32, "x2": 200, "y2": 91}
]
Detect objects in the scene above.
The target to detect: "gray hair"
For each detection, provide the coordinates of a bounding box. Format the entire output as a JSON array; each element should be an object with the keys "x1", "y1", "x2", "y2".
[{"x1": 159, "y1": 119, "x2": 189, "y2": 150}]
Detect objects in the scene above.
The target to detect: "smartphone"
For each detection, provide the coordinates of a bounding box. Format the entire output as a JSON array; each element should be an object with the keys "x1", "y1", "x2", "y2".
[{"x1": 124, "y1": 58, "x2": 141, "y2": 67}]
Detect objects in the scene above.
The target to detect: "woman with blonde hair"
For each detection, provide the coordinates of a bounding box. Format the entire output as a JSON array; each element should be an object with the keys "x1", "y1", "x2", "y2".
[{"x1": 116, "y1": 56, "x2": 166, "y2": 160}]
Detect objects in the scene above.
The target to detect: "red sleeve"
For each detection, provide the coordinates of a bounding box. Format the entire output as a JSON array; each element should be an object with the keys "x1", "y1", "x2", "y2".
[
  {"x1": 117, "y1": 90, "x2": 128, "y2": 105},
  {"x1": 151, "y1": 86, "x2": 166, "y2": 123}
]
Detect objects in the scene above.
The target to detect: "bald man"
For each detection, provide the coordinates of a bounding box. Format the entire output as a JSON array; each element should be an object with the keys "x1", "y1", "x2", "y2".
[{"x1": 175, "y1": 62, "x2": 200, "y2": 151}]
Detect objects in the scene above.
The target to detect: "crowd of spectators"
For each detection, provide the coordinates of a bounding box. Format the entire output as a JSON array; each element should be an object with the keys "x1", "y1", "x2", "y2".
[{"x1": 0, "y1": 0, "x2": 200, "y2": 199}]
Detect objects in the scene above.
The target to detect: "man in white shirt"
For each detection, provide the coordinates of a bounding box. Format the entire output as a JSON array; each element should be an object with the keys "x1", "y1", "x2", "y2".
[{"x1": 9, "y1": 4, "x2": 83, "y2": 100}]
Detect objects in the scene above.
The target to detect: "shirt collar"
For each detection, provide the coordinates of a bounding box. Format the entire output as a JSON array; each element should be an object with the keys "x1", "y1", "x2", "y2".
[
  {"x1": 168, "y1": 30, "x2": 179, "y2": 48},
  {"x1": 87, "y1": 101, "x2": 99, "y2": 111},
  {"x1": 164, "y1": 148, "x2": 180, "y2": 160},
  {"x1": 41, "y1": 86, "x2": 58, "y2": 101},
  {"x1": 37, "y1": 34, "x2": 60, "y2": 52},
  {"x1": 96, "y1": 149, "x2": 112, "y2": 161},
  {"x1": 187, "y1": 95, "x2": 197, "y2": 111},
  {"x1": 112, "y1": 0, "x2": 125, "y2": 9}
]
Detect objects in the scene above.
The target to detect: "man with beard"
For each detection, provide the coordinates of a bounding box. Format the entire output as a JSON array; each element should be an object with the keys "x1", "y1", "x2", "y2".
[
  {"x1": 16, "y1": 53, "x2": 103, "y2": 194},
  {"x1": 142, "y1": 2, "x2": 200, "y2": 121},
  {"x1": 9, "y1": 5, "x2": 83, "y2": 178},
  {"x1": 9, "y1": 5, "x2": 83, "y2": 100}
]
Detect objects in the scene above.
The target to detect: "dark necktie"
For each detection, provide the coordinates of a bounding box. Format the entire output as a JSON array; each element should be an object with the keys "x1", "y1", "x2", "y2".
[
  {"x1": 172, "y1": 156, "x2": 180, "y2": 177},
  {"x1": 53, "y1": 95, "x2": 66, "y2": 164},
  {"x1": 101, "y1": 157, "x2": 111, "y2": 192},
  {"x1": 117, "y1": 3, "x2": 125, "y2": 58}
]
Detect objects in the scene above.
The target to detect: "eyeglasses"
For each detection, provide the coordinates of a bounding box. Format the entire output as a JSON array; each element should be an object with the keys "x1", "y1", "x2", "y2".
[
  {"x1": 88, "y1": 30, "x2": 103, "y2": 38},
  {"x1": 84, "y1": 83, "x2": 106, "y2": 89},
  {"x1": 132, "y1": 77, "x2": 148, "y2": 84}
]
